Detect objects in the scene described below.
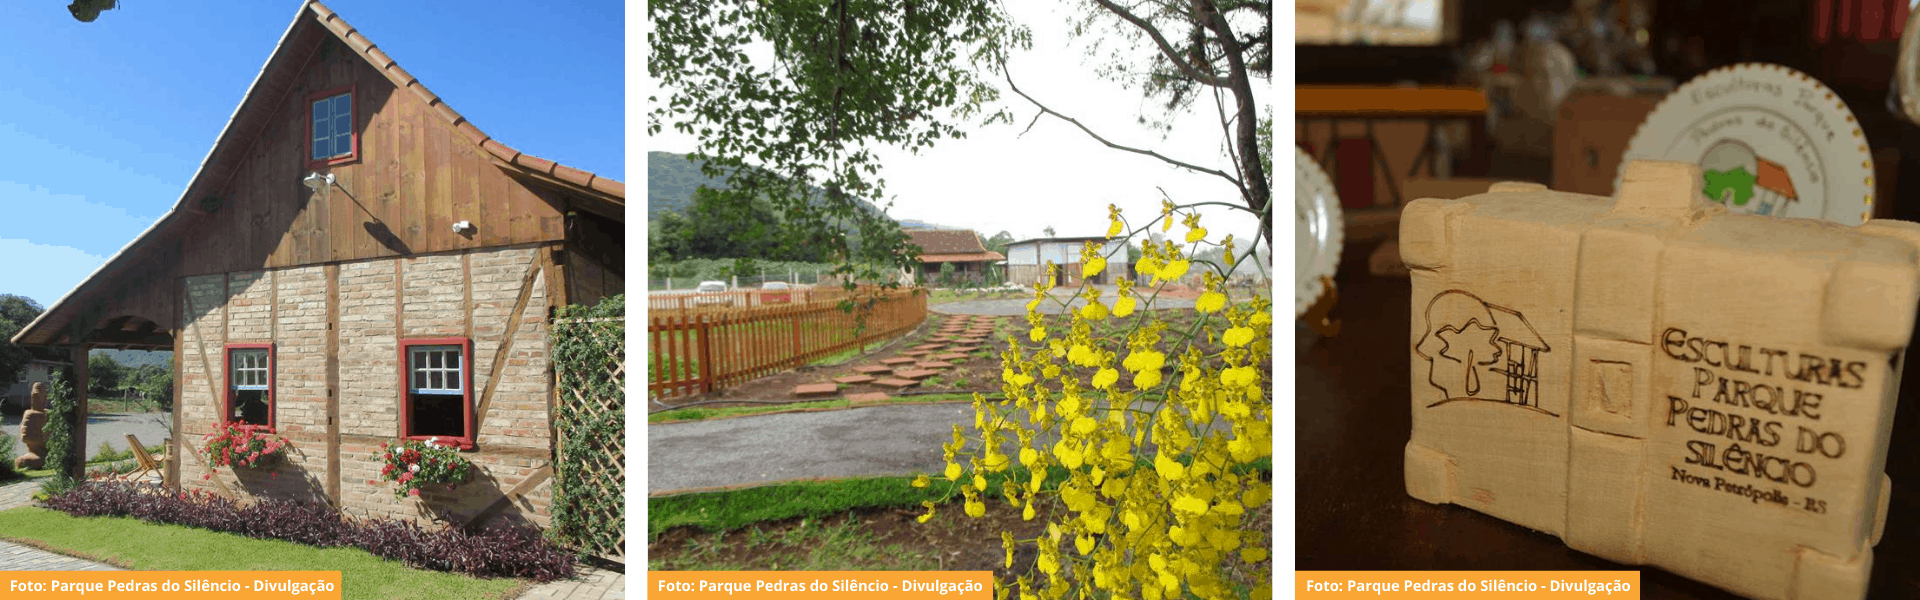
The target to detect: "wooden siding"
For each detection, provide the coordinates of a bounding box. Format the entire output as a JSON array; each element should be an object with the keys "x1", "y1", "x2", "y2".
[
  {"x1": 177, "y1": 34, "x2": 567, "y2": 278},
  {"x1": 566, "y1": 246, "x2": 623, "y2": 308}
]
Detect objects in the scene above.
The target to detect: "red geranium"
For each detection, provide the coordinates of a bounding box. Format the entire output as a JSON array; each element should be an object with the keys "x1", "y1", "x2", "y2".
[
  {"x1": 375, "y1": 438, "x2": 473, "y2": 500},
  {"x1": 200, "y1": 424, "x2": 288, "y2": 469}
]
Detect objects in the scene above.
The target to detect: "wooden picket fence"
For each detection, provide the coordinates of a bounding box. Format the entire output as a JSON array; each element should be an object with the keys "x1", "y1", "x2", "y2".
[
  {"x1": 648, "y1": 287, "x2": 857, "y2": 313},
  {"x1": 647, "y1": 288, "x2": 926, "y2": 399}
]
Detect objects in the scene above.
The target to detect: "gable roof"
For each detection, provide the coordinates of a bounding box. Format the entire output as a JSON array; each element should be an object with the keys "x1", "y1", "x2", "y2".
[
  {"x1": 906, "y1": 230, "x2": 989, "y2": 254},
  {"x1": 905, "y1": 229, "x2": 1005, "y2": 263},
  {"x1": 307, "y1": 1, "x2": 624, "y2": 214},
  {"x1": 11, "y1": 0, "x2": 623, "y2": 349}
]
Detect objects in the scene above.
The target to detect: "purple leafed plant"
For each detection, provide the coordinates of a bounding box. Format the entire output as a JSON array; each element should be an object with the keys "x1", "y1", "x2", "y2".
[{"x1": 43, "y1": 481, "x2": 574, "y2": 581}]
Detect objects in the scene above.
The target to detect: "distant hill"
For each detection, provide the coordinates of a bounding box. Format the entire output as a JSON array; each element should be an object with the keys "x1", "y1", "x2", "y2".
[
  {"x1": 897, "y1": 219, "x2": 969, "y2": 231},
  {"x1": 92, "y1": 348, "x2": 170, "y2": 369},
  {"x1": 648, "y1": 151, "x2": 731, "y2": 217},
  {"x1": 648, "y1": 151, "x2": 893, "y2": 221}
]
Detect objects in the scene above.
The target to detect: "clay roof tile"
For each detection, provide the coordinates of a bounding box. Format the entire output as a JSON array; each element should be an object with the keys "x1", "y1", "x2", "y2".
[
  {"x1": 591, "y1": 178, "x2": 625, "y2": 198},
  {"x1": 553, "y1": 164, "x2": 594, "y2": 188},
  {"x1": 905, "y1": 229, "x2": 989, "y2": 255}
]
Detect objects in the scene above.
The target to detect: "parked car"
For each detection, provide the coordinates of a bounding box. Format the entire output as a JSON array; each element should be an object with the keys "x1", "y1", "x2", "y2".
[
  {"x1": 694, "y1": 281, "x2": 733, "y2": 307},
  {"x1": 761, "y1": 281, "x2": 792, "y2": 304}
]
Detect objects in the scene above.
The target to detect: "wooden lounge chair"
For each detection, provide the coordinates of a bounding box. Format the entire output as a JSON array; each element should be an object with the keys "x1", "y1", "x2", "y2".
[{"x1": 122, "y1": 434, "x2": 167, "y2": 483}]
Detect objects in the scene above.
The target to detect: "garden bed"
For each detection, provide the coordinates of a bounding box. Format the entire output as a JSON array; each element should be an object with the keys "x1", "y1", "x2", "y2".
[{"x1": 0, "y1": 507, "x2": 527, "y2": 600}]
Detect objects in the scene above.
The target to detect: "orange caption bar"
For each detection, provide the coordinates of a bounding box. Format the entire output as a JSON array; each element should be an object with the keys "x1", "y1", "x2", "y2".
[
  {"x1": 1298, "y1": 572, "x2": 1640, "y2": 598},
  {"x1": 2, "y1": 572, "x2": 340, "y2": 599},
  {"x1": 651, "y1": 571, "x2": 992, "y2": 599}
]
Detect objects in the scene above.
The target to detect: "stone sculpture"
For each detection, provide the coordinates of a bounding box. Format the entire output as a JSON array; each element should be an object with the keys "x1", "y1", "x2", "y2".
[{"x1": 14, "y1": 382, "x2": 50, "y2": 470}]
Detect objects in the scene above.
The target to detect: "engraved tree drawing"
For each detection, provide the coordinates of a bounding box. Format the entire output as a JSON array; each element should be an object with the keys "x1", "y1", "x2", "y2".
[{"x1": 1415, "y1": 290, "x2": 1552, "y2": 412}]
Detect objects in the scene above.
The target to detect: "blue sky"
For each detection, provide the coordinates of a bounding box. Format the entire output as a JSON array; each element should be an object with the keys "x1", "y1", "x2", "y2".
[{"x1": 0, "y1": 0, "x2": 623, "y2": 308}]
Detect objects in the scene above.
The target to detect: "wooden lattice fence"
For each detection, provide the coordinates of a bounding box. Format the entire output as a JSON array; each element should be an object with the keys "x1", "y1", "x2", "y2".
[
  {"x1": 648, "y1": 288, "x2": 927, "y2": 399},
  {"x1": 550, "y1": 297, "x2": 625, "y2": 563}
]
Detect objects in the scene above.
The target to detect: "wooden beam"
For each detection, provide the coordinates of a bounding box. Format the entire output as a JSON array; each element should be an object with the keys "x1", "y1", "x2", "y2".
[
  {"x1": 471, "y1": 257, "x2": 541, "y2": 444},
  {"x1": 83, "y1": 331, "x2": 175, "y2": 348},
  {"x1": 177, "y1": 437, "x2": 238, "y2": 500},
  {"x1": 185, "y1": 282, "x2": 223, "y2": 438},
  {"x1": 459, "y1": 464, "x2": 552, "y2": 532},
  {"x1": 492, "y1": 162, "x2": 623, "y2": 222},
  {"x1": 169, "y1": 325, "x2": 183, "y2": 489},
  {"x1": 325, "y1": 264, "x2": 342, "y2": 504},
  {"x1": 394, "y1": 259, "x2": 404, "y2": 439}
]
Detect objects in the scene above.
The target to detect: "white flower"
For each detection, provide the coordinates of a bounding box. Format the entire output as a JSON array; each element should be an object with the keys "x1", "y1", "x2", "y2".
[
  {"x1": 409, "y1": 464, "x2": 420, "y2": 473},
  {"x1": 426, "y1": 437, "x2": 439, "y2": 447}
]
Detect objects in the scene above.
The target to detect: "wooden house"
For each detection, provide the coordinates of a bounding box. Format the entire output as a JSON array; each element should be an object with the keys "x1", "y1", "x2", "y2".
[
  {"x1": 905, "y1": 229, "x2": 1003, "y2": 285},
  {"x1": 8, "y1": 1, "x2": 624, "y2": 529},
  {"x1": 3, "y1": 359, "x2": 70, "y2": 410}
]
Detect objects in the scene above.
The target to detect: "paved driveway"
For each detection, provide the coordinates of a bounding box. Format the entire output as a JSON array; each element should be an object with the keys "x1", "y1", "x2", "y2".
[
  {"x1": 3, "y1": 411, "x2": 172, "y2": 462},
  {"x1": 649, "y1": 403, "x2": 975, "y2": 493},
  {"x1": 649, "y1": 400, "x2": 1213, "y2": 495}
]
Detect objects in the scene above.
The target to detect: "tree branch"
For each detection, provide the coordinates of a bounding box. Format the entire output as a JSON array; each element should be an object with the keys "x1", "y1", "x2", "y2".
[
  {"x1": 1089, "y1": 0, "x2": 1228, "y2": 88},
  {"x1": 1209, "y1": 79, "x2": 1252, "y2": 205},
  {"x1": 1005, "y1": 68, "x2": 1242, "y2": 188},
  {"x1": 1196, "y1": 0, "x2": 1269, "y2": 245}
]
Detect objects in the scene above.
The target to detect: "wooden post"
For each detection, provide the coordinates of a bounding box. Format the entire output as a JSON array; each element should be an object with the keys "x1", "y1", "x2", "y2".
[
  {"x1": 70, "y1": 343, "x2": 89, "y2": 479},
  {"x1": 791, "y1": 308, "x2": 802, "y2": 367},
  {"x1": 697, "y1": 315, "x2": 714, "y2": 394},
  {"x1": 325, "y1": 263, "x2": 342, "y2": 504},
  {"x1": 169, "y1": 328, "x2": 183, "y2": 489}
]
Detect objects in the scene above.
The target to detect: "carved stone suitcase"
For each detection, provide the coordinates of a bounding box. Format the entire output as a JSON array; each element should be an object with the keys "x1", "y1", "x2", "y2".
[{"x1": 1401, "y1": 160, "x2": 1916, "y2": 600}]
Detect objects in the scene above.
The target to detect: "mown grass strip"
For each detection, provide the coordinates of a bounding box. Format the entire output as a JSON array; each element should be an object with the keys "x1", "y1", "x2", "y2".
[
  {"x1": 0, "y1": 507, "x2": 524, "y2": 600},
  {"x1": 648, "y1": 465, "x2": 1071, "y2": 539}
]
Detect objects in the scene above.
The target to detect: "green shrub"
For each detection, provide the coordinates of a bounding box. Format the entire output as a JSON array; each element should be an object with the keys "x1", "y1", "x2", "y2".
[
  {"x1": 42, "y1": 373, "x2": 77, "y2": 477},
  {"x1": 0, "y1": 434, "x2": 17, "y2": 481},
  {"x1": 96, "y1": 441, "x2": 122, "y2": 463}
]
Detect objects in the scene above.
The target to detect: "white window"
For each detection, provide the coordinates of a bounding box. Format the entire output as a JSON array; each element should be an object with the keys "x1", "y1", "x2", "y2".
[
  {"x1": 409, "y1": 346, "x2": 464, "y2": 395},
  {"x1": 226, "y1": 346, "x2": 274, "y2": 428},
  {"x1": 402, "y1": 340, "x2": 473, "y2": 444}
]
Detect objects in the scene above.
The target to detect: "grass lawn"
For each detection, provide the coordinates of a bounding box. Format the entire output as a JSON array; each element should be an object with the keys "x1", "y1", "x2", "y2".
[
  {"x1": 648, "y1": 466, "x2": 1063, "y2": 540},
  {"x1": 88, "y1": 397, "x2": 165, "y2": 414},
  {"x1": 0, "y1": 507, "x2": 526, "y2": 600}
]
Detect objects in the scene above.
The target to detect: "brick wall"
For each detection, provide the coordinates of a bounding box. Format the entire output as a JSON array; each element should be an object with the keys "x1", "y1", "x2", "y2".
[{"x1": 179, "y1": 245, "x2": 558, "y2": 528}]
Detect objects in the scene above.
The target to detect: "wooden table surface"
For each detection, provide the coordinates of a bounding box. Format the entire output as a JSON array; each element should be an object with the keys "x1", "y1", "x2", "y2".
[
  {"x1": 1295, "y1": 85, "x2": 1489, "y2": 118},
  {"x1": 1294, "y1": 249, "x2": 1920, "y2": 598}
]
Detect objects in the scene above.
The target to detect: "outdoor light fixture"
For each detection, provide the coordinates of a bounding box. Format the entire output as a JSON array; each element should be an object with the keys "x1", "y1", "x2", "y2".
[
  {"x1": 451, "y1": 220, "x2": 474, "y2": 234},
  {"x1": 302, "y1": 171, "x2": 334, "y2": 192}
]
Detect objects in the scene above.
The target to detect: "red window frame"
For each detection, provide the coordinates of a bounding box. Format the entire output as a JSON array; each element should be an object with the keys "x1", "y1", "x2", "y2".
[
  {"x1": 306, "y1": 84, "x2": 358, "y2": 168},
  {"x1": 398, "y1": 337, "x2": 476, "y2": 450},
  {"x1": 222, "y1": 343, "x2": 276, "y2": 432}
]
